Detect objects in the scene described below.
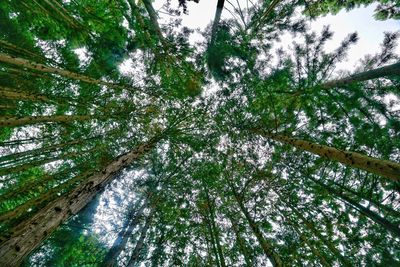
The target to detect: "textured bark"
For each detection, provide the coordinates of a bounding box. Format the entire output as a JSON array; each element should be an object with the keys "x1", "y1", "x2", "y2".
[
  {"x1": 255, "y1": 131, "x2": 400, "y2": 182},
  {"x1": 0, "y1": 114, "x2": 92, "y2": 127},
  {"x1": 0, "y1": 53, "x2": 127, "y2": 90},
  {"x1": 310, "y1": 177, "x2": 400, "y2": 237},
  {"x1": 0, "y1": 86, "x2": 52, "y2": 103},
  {"x1": 229, "y1": 183, "x2": 283, "y2": 267},
  {"x1": 101, "y1": 202, "x2": 146, "y2": 267},
  {"x1": 0, "y1": 137, "x2": 159, "y2": 266},
  {"x1": 322, "y1": 62, "x2": 400, "y2": 89},
  {"x1": 126, "y1": 215, "x2": 152, "y2": 267}
]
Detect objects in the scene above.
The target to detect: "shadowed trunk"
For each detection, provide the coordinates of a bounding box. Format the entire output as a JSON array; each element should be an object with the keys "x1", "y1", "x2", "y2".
[
  {"x1": 101, "y1": 201, "x2": 147, "y2": 267},
  {"x1": 0, "y1": 114, "x2": 92, "y2": 127},
  {"x1": 126, "y1": 214, "x2": 152, "y2": 267},
  {"x1": 0, "y1": 136, "x2": 160, "y2": 266}
]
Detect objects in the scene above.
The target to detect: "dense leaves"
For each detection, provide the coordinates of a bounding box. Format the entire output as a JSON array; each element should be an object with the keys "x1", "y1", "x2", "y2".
[{"x1": 0, "y1": 0, "x2": 399, "y2": 266}]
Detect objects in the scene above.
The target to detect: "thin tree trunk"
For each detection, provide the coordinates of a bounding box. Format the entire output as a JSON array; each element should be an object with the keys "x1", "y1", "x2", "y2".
[
  {"x1": 322, "y1": 62, "x2": 400, "y2": 89},
  {"x1": 228, "y1": 182, "x2": 283, "y2": 267},
  {"x1": 101, "y1": 201, "x2": 146, "y2": 267},
  {"x1": 203, "y1": 210, "x2": 221, "y2": 267},
  {"x1": 275, "y1": 191, "x2": 351, "y2": 267},
  {"x1": 0, "y1": 136, "x2": 160, "y2": 266},
  {"x1": 329, "y1": 179, "x2": 400, "y2": 217},
  {"x1": 141, "y1": 0, "x2": 168, "y2": 47},
  {"x1": 0, "y1": 114, "x2": 92, "y2": 127},
  {"x1": 227, "y1": 213, "x2": 253, "y2": 266},
  {"x1": 205, "y1": 190, "x2": 226, "y2": 267},
  {"x1": 254, "y1": 130, "x2": 400, "y2": 182},
  {"x1": 210, "y1": 0, "x2": 226, "y2": 45},
  {"x1": 0, "y1": 53, "x2": 128, "y2": 91},
  {"x1": 309, "y1": 177, "x2": 400, "y2": 237},
  {"x1": 281, "y1": 211, "x2": 331, "y2": 267},
  {"x1": 250, "y1": 0, "x2": 281, "y2": 35},
  {"x1": 126, "y1": 215, "x2": 152, "y2": 267}
]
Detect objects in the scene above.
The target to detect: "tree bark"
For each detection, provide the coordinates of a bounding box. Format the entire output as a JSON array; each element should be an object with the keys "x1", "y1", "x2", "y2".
[
  {"x1": 0, "y1": 137, "x2": 160, "y2": 266},
  {"x1": 0, "y1": 114, "x2": 92, "y2": 127},
  {"x1": 0, "y1": 53, "x2": 128, "y2": 91},
  {"x1": 0, "y1": 86, "x2": 53, "y2": 103},
  {"x1": 210, "y1": 0, "x2": 226, "y2": 45},
  {"x1": 227, "y1": 213, "x2": 253, "y2": 266},
  {"x1": 254, "y1": 130, "x2": 400, "y2": 182},
  {"x1": 321, "y1": 62, "x2": 400, "y2": 89}
]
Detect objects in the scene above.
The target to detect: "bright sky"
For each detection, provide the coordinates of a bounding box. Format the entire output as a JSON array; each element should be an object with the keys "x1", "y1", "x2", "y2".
[{"x1": 153, "y1": 1, "x2": 400, "y2": 72}]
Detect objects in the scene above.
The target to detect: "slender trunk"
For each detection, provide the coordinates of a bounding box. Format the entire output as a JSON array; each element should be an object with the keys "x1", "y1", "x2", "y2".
[
  {"x1": 0, "y1": 114, "x2": 92, "y2": 127},
  {"x1": 203, "y1": 210, "x2": 221, "y2": 267},
  {"x1": 205, "y1": 190, "x2": 226, "y2": 267},
  {"x1": 228, "y1": 182, "x2": 283, "y2": 267},
  {"x1": 0, "y1": 86, "x2": 52, "y2": 103},
  {"x1": 101, "y1": 202, "x2": 146, "y2": 267},
  {"x1": 227, "y1": 213, "x2": 253, "y2": 266},
  {"x1": 276, "y1": 192, "x2": 351, "y2": 267},
  {"x1": 0, "y1": 148, "x2": 94, "y2": 176},
  {"x1": 309, "y1": 177, "x2": 400, "y2": 237},
  {"x1": 126, "y1": 215, "x2": 152, "y2": 267},
  {"x1": 210, "y1": 0, "x2": 225, "y2": 45},
  {"x1": 0, "y1": 139, "x2": 83, "y2": 165},
  {"x1": 0, "y1": 137, "x2": 160, "y2": 266},
  {"x1": 329, "y1": 179, "x2": 400, "y2": 217},
  {"x1": 281, "y1": 211, "x2": 331, "y2": 267},
  {"x1": 0, "y1": 53, "x2": 128, "y2": 91},
  {"x1": 141, "y1": 0, "x2": 168, "y2": 47},
  {"x1": 254, "y1": 130, "x2": 400, "y2": 182},
  {"x1": 0, "y1": 40, "x2": 45, "y2": 62},
  {"x1": 250, "y1": 0, "x2": 281, "y2": 35},
  {"x1": 322, "y1": 62, "x2": 400, "y2": 89}
]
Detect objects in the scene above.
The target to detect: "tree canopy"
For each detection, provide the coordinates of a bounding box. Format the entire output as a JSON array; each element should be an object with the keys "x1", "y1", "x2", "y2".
[{"x1": 0, "y1": 0, "x2": 399, "y2": 266}]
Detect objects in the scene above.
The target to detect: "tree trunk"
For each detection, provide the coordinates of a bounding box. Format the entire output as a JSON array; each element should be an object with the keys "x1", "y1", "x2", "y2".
[
  {"x1": 0, "y1": 53, "x2": 127, "y2": 91},
  {"x1": 281, "y1": 211, "x2": 331, "y2": 267},
  {"x1": 101, "y1": 201, "x2": 146, "y2": 267},
  {"x1": 277, "y1": 193, "x2": 351, "y2": 267},
  {"x1": 126, "y1": 215, "x2": 152, "y2": 267},
  {"x1": 205, "y1": 190, "x2": 226, "y2": 267},
  {"x1": 322, "y1": 62, "x2": 400, "y2": 89},
  {"x1": 0, "y1": 137, "x2": 160, "y2": 266},
  {"x1": 309, "y1": 177, "x2": 400, "y2": 237},
  {"x1": 254, "y1": 130, "x2": 400, "y2": 182},
  {"x1": 227, "y1": 213, "x2": 253, "y2": 266},
  {"x1": 0, "y1": 86, "x2": 53, "y2": 103},
  {"x1": 210, "y1": 0, "x2": 225, "y2": 45},
  {"x1": 0, "y1": 114, "x2": 92, "y2": 127},
  {"x1": 229, "y1": 182, "x2": 283, "y2": 267}
]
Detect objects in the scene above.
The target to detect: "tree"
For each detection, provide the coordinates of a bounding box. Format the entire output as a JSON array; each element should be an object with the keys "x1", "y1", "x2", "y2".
[{"x1": 1, "y1": 0, "x2": 399, "y2": 266}]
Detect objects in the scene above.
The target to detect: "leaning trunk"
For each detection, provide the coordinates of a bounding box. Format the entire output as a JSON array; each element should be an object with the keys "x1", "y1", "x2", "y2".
[
  {"x1": 254, "y1": 130, "x2": 400, "y2": 182},
  {"x1": 126, "y1": 215, "x2": 152, "y2": 267},
  {"x1": 322, "y1": 62, "x2": 400, "y2": 89},
  {"x1": 0, "y1": 114, "x2": 92, "y2": 127},
  {"x1": 101, "y1": 202, "x2": 146, "y2": 267},
  {"x1": 0, "y1": 137, "x2": 160, "y2": 266}
]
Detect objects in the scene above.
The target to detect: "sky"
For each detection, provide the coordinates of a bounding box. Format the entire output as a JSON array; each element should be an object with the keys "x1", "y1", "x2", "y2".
[{"x1": 153, "y1": 0, "x2": 400, "y2": 72}]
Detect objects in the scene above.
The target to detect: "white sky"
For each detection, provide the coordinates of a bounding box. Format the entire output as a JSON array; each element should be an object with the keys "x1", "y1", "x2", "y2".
[{"x1": 153, "y1": 1, "x2": 400, "y2": 71}]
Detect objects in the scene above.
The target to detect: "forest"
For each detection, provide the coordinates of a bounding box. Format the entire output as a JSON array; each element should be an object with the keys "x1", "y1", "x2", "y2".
[{"x1": 0, "y1": 0, "x2": 399, "y2": 266}]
